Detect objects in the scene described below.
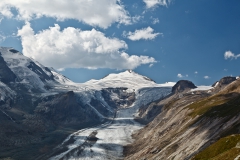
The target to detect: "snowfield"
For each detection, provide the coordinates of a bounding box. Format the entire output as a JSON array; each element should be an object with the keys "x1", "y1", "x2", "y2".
[{"x1": 191, "y1": 85, "x2": 213, "y2": 91}]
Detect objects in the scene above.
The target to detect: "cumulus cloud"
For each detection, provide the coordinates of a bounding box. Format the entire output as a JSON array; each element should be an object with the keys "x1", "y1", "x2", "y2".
[
  {"x1": 17, "y1": 22, "x2": 156, "y2": 70},
  {"x1": 143, "y1": 0, "x2": 170, "y2": 9},
  {"x1": 177, "y1": 74, "x2": 183, "y2": 78},
  {"x1": 194, "y1": 71, "x2": 198, "y2": 74},
  {"x1": 124, "y1": 26, "x2": 161, "y2": 41},
  {"x1": 204, "y1": 76, "x2": 210, "y2": 79},
  {"x1": 0, "y1": 0, "x2": 131, "y2": 28},
  {"x1": 224, "y1": 51, "x2": 240, "y2": 60}
]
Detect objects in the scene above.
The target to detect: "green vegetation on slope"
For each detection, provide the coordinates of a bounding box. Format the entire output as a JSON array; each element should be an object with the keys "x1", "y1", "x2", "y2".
[
  {"x1": 187, "y1": 93, "x2": 240, "y2": 118},
  {"x1": 192, "y1": 134, "x2": 240, "y2": 160},
  {"x1": 188, "y1": 92, "x2": 240, "y2": 160}
]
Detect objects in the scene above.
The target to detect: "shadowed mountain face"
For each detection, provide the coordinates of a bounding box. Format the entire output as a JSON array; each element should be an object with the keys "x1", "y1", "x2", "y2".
[
  {"x1": 35, "y1": 91, "x2": 102, "y2": 125},
  {"x1": 0, "y1": 52, "x2": 16, "y2": 83}
]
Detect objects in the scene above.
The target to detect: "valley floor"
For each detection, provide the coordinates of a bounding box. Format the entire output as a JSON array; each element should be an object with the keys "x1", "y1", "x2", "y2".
[
  {"x1": 49, "y1": 87, "x2": 171, "y2": 160},
  {"x1": 50, "y1": 103, "x2": 143, "y2": 160}
]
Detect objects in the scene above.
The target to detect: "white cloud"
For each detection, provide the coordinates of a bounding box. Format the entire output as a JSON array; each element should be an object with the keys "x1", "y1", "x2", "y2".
[
  {"x1": 0, "y1": 34, "x2": 6, "y2": 43},
  {"x1": 224, "y1": 51, "x2": 240, "y2": 59},
  {"x1": 143, "y1": 0, "x2": 170, "y2": 9},
  {"x1": 204, "y1": 76, "x2": 210, "y2": 79},
  {"x1": 177, "y1": 74, "x2": 183, "y2": 78},
  {"x1": 151, "y1": 17, "x2": 160, "y2": 24},
  {"x1": 17, "y1": 22, "x2": 156, "y2": 70},
  {"x1": 132, "y1": 15, "x2": 143, "y2": 23},
  {"x1": 194, "y1": 71, "x2": 198, "y2": 74},
  {"x1": 0, "y1": 0, "x2": 131, "y2": 28},
  {"x1": 149, "y1": 64, "x2": 154, "y2": 67},
  {"x1": 0, "y1": 4, "x2": 13, "y2": 18},
  {"x1": 124, "y1": 26, "x2": 161, "y2": 41}
]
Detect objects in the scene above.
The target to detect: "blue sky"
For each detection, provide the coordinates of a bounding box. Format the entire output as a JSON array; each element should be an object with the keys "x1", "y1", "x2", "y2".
[{"x1": 0, "y1": 0, "x2": 240, "y2": 85}]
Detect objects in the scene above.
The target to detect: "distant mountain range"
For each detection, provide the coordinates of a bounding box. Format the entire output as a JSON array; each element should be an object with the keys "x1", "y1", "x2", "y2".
[{"x1": 0, "y1": 47, "x2": 239, "y2": 160}]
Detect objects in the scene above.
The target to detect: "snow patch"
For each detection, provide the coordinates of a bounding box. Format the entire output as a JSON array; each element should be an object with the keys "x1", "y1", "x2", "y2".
[
  {"x1": 191, "y1": 86, "x2": 213, "y2": 91},
  {"x1": 213, "y1": 82, "x2": 219, "y2": 88}
]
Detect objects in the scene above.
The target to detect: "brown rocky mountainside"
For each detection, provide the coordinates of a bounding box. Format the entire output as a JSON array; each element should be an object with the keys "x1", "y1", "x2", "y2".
[{"x1": 124, "y1": 78, "x2": 240, "y2": 160}]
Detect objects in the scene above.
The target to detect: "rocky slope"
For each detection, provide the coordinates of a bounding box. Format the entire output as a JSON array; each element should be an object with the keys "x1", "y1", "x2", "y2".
[{"x1": 124, "y1": 78, "x2": 240, "y2": 160}]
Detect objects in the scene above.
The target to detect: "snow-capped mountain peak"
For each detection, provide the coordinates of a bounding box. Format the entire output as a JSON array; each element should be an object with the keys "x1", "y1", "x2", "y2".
[
  {"x1": 84, "y1": 70, "x2": 172, "y2": 91},
  {"x1": 102, "y1": 70, "x2": 154, "y2": 82}
]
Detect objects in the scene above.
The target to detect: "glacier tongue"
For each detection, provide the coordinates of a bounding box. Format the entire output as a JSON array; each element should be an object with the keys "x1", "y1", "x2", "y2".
[{"x1": 49, "y1": 87, "x2": 172, "y2": 160}]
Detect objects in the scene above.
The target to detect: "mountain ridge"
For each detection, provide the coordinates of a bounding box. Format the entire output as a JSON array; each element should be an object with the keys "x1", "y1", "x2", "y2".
[{"x1": 0, "y1": 47, "x2": 239, "y2": 160}]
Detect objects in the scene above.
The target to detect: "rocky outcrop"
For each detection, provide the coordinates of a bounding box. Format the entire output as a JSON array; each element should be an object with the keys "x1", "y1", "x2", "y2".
[
  {"x1": 212, "y1": 76, "x2": 237, "y2": 93},
  {"x1": 27, "y1": 62, "x2": 55, "y2": 82},
  {"x1": 172, "y1": 80, "x2": 197, "y2": 93},
  {"x1": 101, "y1": 87, "x2": 135, "y2": 109}
]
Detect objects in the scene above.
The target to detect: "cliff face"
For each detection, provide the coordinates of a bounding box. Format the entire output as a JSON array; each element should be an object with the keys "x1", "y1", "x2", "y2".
[{"x1": 124, "y1": 78, "x2": 240, "y2": 160}]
